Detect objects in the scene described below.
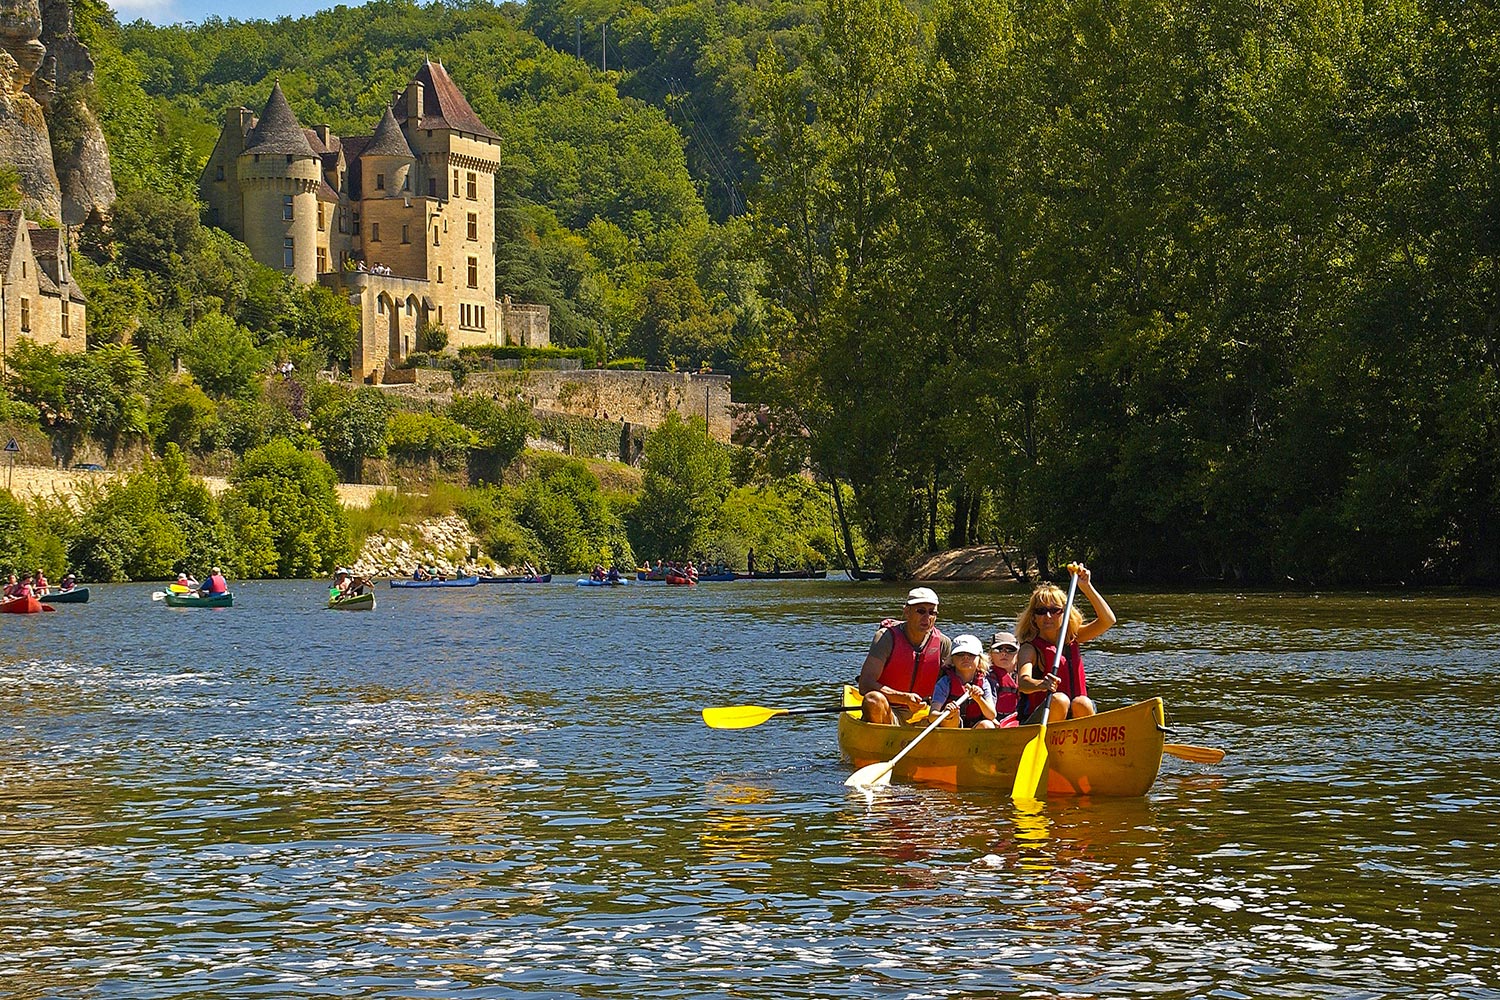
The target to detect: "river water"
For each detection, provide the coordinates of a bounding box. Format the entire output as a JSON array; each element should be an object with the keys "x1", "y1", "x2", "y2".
[{"x1": 1, "y1": 580, "x2": 1495, "y2": 998}]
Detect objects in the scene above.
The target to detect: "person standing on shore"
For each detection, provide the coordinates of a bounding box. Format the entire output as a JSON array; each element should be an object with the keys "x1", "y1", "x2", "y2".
[{"x1": 857, "y1": 587, "x2": 951, "y2": 725}]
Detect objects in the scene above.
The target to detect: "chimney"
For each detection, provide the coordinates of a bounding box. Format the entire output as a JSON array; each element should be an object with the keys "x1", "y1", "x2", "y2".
[
  {"x1": 406, "y1": 81, "x2": 423, "y2": 121},
  {"x1": 315, "y1": 124, "x2": 332, "y2": 146}
]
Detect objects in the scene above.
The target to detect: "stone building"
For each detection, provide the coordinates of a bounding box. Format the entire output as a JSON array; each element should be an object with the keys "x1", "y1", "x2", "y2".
[
  {"x1": 0, "y1": 208, "x2": 87, "y2": 371},
  {"x1": 199, "y1": 61, "x2": 549, "y2": 382}
]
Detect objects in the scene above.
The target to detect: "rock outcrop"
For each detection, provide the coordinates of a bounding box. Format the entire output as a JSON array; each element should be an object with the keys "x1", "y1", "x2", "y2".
[
  {"x1": 351, "y1": 515, "x2": 505, "y2": 580},
  {"x1": 0, "y1": 0, "x2": 113, "y2": 225}
]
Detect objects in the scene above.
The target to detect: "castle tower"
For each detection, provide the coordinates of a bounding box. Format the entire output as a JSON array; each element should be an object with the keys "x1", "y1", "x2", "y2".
[
  {"x1": 357, "y1": 106, "x2": 425, "y2": 279},
  {"x1": 235, "y1": 83, "x2": 321, "y2": 283},
  {"x1": 393, "y1": 60, "x2": 500, "y2": 348}
]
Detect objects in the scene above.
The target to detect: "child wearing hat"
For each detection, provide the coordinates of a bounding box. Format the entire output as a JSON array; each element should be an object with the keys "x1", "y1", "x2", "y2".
[{"x1": 933, "y1": 634, "x2": 1004, "y2": 729}]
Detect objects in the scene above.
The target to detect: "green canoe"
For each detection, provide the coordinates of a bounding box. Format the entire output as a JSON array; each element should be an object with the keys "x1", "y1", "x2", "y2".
[
  {"x1": 328, "y1": 592, "x2": 375, "y2": 611},
  {"x1": 163, "y1": 591, "x2": 233, "y2": 608}
]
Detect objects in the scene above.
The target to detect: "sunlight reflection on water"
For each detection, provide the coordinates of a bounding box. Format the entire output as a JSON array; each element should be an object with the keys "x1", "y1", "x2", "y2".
[{"x1": 0, "y1": 582, "x2": 1496, "y2": 997}]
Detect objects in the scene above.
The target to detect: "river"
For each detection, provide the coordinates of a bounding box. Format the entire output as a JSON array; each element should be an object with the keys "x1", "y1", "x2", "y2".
[{"x1": 1, "y1": 580, "x2": 1495, "y2": 997}]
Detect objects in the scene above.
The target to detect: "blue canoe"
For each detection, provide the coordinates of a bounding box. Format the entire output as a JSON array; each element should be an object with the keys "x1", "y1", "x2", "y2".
[
  {"x1": 389, "y1": 576, "x2": 481, "y2": 589},
  {"x1": 576, "y1": 577, "x2": 630, "y2": 586},
  {"x1": 478, "y1": 574, "x2": 553, "y2": 584}
]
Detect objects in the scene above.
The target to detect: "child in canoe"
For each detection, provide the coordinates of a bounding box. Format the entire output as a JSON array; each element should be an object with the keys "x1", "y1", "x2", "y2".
[{"x1": 933, "y1": 634, "x2": 1005, "y2": 729}]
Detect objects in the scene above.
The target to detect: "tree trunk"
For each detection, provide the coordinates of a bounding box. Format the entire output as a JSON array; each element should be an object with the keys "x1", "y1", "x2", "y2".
[{"x1": 830, "y1": 478, "x2": 868, "y2": 580}]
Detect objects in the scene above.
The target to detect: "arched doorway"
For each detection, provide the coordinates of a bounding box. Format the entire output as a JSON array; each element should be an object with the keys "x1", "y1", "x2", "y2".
[{"x1": 382, "y1": 293, "x2": 400, "y2": 364}]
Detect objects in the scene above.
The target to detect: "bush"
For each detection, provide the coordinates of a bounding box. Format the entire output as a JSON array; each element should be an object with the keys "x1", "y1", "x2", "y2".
[
  {"x1": 311, "y1": 385, "x2": 392, "y2": 481},
  {"x1": 603, "y1": 357, "x2": 647, "y2": 370},
  {"x1": 629, "y1": 414, "x2": 731, "y2": 559},
  {"x1": 448, "y1": 394, "x2": 532, "y2": 467},
  {"x1": 222, "y1": 439, "x2": 348, "y2": 577},
  {"x1": 149, "y1": 375, "x2": 218, "y2": 453},
  {"x1": 457, "y1": 344, "x2": 598, "y2": 368},
  {"x1": 180, "y1": 314, "x2": 265, "y2": 400},
  {"x1": 416, "y1": 322, "x2": 449, "y2": 353},
  {"x1": 386, "y1": 410, "x2": 475, "y2": 465}
]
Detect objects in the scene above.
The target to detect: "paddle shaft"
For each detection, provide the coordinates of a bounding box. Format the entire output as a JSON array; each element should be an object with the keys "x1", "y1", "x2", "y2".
[{"x1": 883, "y1": 691, "x2": 970, "y2": 771}]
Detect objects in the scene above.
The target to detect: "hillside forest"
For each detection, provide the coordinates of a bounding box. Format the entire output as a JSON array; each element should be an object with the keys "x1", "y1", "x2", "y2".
[{"x1": 3, "y1": 0, "x2": 1496, "y2": 584}]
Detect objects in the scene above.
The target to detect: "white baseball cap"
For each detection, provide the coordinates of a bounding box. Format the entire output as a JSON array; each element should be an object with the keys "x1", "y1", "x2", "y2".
[
  {"x1": 905, "y1": 587, "x2": 940, "y2": 607},
  {"x1": 951, "y1": 634, "x2": 984, "y2": 657}
]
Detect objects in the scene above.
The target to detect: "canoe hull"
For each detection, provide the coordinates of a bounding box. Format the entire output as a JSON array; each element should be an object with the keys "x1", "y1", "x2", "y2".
[
  {"x1": 328, "y1": 593, "x2": 376, "y2": 610},
  {"x1": 0, "y1": 596, "x2": 49, "y2": 614},
  {"x1": 164, "y1": 592, "x2": 233, "y2": 608},
  {"x1": 576, "y1": 578, "x2": 629, "y2": 586},
  {"x1": 837, "y1": 686, "x2": 1165, "y2": 796},
  {"x1": 745, "y1": 569, "x2": 828, "y2": 580},
  {"x1": 44, "y1": 587, "x2": 89, "y2": 603},
  {"x1": 477, "y1": 574, "x2": 552, "y2": 584},
  {"x1": 389, "y1": 576, "x2": 480, "y2": 589}
]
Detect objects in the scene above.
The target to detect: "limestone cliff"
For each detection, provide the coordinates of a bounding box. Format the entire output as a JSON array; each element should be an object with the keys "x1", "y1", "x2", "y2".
[{"x1": 0, "y1": 0, "x2": 113, "y2": 225}]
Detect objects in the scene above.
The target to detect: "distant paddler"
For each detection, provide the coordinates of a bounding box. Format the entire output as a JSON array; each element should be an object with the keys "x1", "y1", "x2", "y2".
[
  {"x1": 330, "y1": 567, "x2": 369, "y2": 599},
  {"x1": 199, "y1": 566, "x2": 230, "y2": 598},
  {"x1": 857, "y1": 587, "x2": 952, "y2": 725}
]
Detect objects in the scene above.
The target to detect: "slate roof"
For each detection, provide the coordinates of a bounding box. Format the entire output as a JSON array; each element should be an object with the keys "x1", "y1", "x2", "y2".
[
  {"x1": 362, "y1": 106, "x2": 414, "y2": 159},
  {"x1": 317, "y1": 179, "x2": 340, "y2": 203},
  {"x1": 245, "y1": 82, "x2": 316, "y2": 157},
  {"x1": 393, "y1": 60, "x2": 498, "y2": 141},
  {"x1": 0, "y1": 210, "x2": 21, "y2": 275}
]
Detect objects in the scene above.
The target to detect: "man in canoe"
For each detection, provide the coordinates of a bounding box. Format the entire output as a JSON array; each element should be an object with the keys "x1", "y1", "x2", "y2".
[
  {"x1": 200, "y1": 566, "x2": 230, "y2": 597},
  {"x1": 857, "y1": 587, "x2": 951, "y2": 725}
]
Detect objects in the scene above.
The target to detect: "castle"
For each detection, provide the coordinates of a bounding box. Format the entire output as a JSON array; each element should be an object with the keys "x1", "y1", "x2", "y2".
[
  {"x1": 200, "y1": 62, "x2": 549, "y2": 382},
  {"x1": 0, "y1": 209, "x2": 87, "y2": 370}
]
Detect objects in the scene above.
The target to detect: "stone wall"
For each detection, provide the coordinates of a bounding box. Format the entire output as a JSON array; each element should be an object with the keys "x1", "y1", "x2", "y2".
[
  {"x1": 4, "y1": 463, "x2": 380, "y2": 509},
  {"x1": 463, "y1": 369, "x2": 733, "y2": 442}
]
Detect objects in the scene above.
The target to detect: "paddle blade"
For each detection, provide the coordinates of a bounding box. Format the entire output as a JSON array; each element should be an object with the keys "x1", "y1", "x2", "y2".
[
  {"x1": 150, "y1": 591, "x2": 167, "y2": 601},
  {"x1": 1164, "y1": 743, "x2": 1226, "y2": 764},
  {"x1": 169, "y1": 584, "x2": 190, "y2": 593},
  {"x1": 845, "y1": 761, "x2": 894, "y2": 788},
  {"x1": 1011, "y1": 732, "x2": 1048, "y2": 800},
  {"x1": 701, "y1": 705, "x2": 785, "y2": 729},
  {"x1": 40, "y1": 604, "x2": 55, "y2": 612}
]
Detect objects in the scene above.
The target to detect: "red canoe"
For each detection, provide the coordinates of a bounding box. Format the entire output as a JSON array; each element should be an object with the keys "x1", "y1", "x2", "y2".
[{"x1": 0, "y1": 596, "x2": 53, "y2": 614}]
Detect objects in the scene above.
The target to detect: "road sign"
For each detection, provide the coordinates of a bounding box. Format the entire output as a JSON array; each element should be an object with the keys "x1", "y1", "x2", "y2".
[{"x1": 2, "y1": 438, "x2": 17, "y2": 453}]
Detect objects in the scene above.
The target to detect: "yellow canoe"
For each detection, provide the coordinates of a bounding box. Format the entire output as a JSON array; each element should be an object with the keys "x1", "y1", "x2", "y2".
[{"x1": 838, "y1": 685, "x2": 1165, "y2": 796}]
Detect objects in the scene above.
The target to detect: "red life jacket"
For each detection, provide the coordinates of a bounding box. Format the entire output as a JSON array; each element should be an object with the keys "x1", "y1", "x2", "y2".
[
  {"x1": 1019, "y1": 635, "x2": 1086, "y2": 718},
  {"x1": 876, "y1": 621, "x2": 946, "y2": 699},
  {"x1": 993, "y1": 666, "x2": 1020, "y2": 719},
  {"x1": 205, "y1": 574, "x2": 229, "y2": 595},
  {"x1": 937, "y1": 665, "x2": 1009, "y2": 726}
]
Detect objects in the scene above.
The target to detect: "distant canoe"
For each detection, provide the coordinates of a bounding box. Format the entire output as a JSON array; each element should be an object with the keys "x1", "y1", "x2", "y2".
[
  {"x1": 164, "y1": 591, "x2": 233, "y2": 608},
  {"x1": 696, "y1": 571, "x2": 739, "y2": 582},
  {"x1": 0, "y1": 596, "x2": 51, "y2": 614},
  {"x1": 477, "y1": 574, "x2": 552, "y2": 584},
  {"x1": 837, "y1": 685, "x2": 1165, "y2": 795},
  {"x1": 43, "y1": 587, "x2": 89, "y2": 604},
  {"x1": 328, "y1": 592, "x2": 376, "y2": 611},
  {"x1": 389, "y1": 576, "x2": 480, "y2": 589},
  {"x1": 744, "y1": 569, "x2": 828, "y2": 580},
  {"x1": 576, "y1": 577, "x2": 629, "y2": 586}
]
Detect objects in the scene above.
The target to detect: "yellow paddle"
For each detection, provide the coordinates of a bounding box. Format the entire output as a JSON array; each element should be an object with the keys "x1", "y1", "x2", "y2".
[
  {"x1": 702, "y1": 703, "x2": 860, "y2": 729},
  {"x1": 1164, "y1": 742, "x2": 1226, "y2": 764},
  {"x1": 844, "y1": 692, "x2": 968, "y2": 789},
  {"x1": 1011, "y1": 566, "x2": 1080, "y2": 801}
]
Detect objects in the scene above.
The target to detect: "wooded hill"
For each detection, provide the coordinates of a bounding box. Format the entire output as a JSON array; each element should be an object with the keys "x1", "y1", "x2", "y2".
[{"x1": 71, "y1": 0, "x2": 1500, "y2": 584}]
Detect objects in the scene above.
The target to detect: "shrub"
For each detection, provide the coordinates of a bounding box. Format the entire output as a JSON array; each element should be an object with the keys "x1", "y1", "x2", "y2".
[
  {"x1": 386, "y1": 410, "x2": 475, "y2": 465},
  {"x1": 223, "y1": 439, "x2": 348, "y2": 577},
  {"x1": 180, "y1": 314, "x2": 265, "y2": 400}
]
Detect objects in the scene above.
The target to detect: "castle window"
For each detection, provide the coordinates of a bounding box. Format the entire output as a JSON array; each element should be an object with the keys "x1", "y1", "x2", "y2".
[
  {"x1": 215, "y1": 165, "x2": 225, "y2": 181},
  {"x1": 401, "y1": 224, "x2": 410, "y2": 244},
  {"x1": 376, "y1": 173, "x2": 386, "y2": 191},
  {"x1": 453, "y1": 168, "x2": 459, "y2": 193},
  {"x1": 283, "y1": 237, "x2": 295, "y2": 269},
  {"x1": 20, "y1": 261, "x2": 25, "y2": 279},
  {"x1": 352, "y1": 211, "x2": 360, "y2": 235},
  {"x1": 254, "y1": 154, "x2": 260, "y2": 163},
  {"x1": 318, "y1": 203, "x2": 326, "y2": 230},
  {"x1": 466, "y1": 172, "x2": 477, "y2": 200},
  {"x1": 317, "y1": 247, "x2": 327, "y2": 273},
  {"x1": 428, "y1": 177, "x2": 437, "y2": 197},
  {"x1": 467, "y1": 256, "x2": 478, "y2": 288},
  {"x1": 286, "y1": 154, "x2": 294, "y2": 163},
  {"x1": 377, "y1": 297, "x2": 385, "y2": 315},
  {"x1": 61, "y1": 302, "x2": 69, "y2": 339},
  {"x1": 437, "y1": 305, "x2": 443, "y2": 325},
  {"x1": 371, "y1": 222, "x2": 380, "y2": 242},
  {"x1": 437, "y1": 265, "x2": 443, "y2": 283},
  {"x1": 402, "y1": 175, "x2": 410, "y2": 191},
  {"x1": 20, "y1": 298, "x2": 30, "y2": 332},
  {"x1": 283, "y1": 195, "x2": 294, "y2": 221},
  {"x1": 433, "y1": 226, "x2": 439, "y2": 246},
  {"x1": 466, "y1": 213, "x2": 477, "y2": 241}
]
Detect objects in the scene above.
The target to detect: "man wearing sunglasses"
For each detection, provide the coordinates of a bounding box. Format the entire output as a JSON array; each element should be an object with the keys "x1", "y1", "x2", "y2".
[{"x1": 857, "y1": 587, "x2": 952, "y2": 725}]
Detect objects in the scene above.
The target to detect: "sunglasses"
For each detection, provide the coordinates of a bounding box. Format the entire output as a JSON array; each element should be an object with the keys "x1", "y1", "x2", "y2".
[
  {"x1": 1034, "y1": 606, "x2": 1064, "y2": 617},
  {"x1": 910, "y1": 606, "x2": 938, "y2": 617}
]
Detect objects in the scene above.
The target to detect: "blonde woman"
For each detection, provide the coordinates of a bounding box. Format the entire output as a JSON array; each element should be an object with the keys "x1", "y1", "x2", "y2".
[{"x1": 1015, "y1": 564, "x2": 1116, "y2": 724}]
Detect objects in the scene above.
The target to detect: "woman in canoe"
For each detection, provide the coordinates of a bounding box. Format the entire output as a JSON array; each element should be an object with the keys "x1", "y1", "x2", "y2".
[{"x1": 1015, "y1": 564, "x2": 1116, "y2": 724}]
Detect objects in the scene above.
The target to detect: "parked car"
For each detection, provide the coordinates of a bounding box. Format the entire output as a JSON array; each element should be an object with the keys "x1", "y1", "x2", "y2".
[{"x1": 71, "y1": 463, "x2": 105, "y2": 472}]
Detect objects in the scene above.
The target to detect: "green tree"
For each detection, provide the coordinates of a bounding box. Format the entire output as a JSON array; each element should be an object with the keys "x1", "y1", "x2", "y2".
[
  {"x1": 630, "y1": 413, "x2": 732, "y2": 558},
  {"x1": 311, "y1": 386, "x2": 392, "y2": 481},
  {"x1": 222, "y1": 439, "x2": 349, "y2": 577},
  {"x1": 181, "y1": 314, "x2": 266, "y2": 400}
]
